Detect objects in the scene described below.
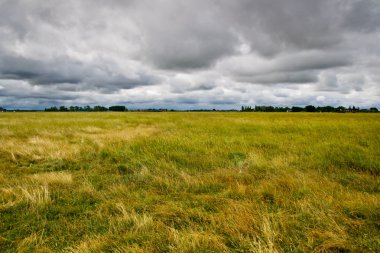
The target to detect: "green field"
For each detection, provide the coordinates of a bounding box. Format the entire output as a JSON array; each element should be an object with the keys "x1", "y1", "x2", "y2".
[{"x1": 0, "y1": 112, "x2": 379, "y2": 252}]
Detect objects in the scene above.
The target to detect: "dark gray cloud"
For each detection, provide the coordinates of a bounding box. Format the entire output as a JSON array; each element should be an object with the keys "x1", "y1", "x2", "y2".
[
  {"x1": 0, "y1": 53, "x2": 83, "y2": 84},
  {"x1": 0, "y1": 0, "x2": 379, "y2": 108},
  {"x1": 236, "y1": 71, "x2": 318, "y2": 85},
  {"x1": 0, "y1": 50, "x2": 160, "y2": 91},
  {"x1": 129, "y1": 1, "x2": 239, "y2": 70},
  {"x1": 217, "y1": 51, "x2": 351, "y2": 85},
  {"x1": 343, "y1": 0, "x2": 380, "y2": 33},
  {"x1": 228, "y1": 0, "x2": 343, "y2": 54}
]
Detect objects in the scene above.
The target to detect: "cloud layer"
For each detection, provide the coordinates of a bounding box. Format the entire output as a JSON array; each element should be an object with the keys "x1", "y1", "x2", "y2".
[{"x1": 0, "y1": 0, "x2": 379, "y2": 109}]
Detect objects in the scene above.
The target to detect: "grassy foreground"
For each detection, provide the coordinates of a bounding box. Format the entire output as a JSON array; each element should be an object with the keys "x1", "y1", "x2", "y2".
[{"x1": 0, "y1": 112, "x2": 379, "y2": 252}]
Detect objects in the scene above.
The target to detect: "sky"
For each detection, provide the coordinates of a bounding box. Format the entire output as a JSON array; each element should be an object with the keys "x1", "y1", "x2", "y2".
[{"x1": 0, "y1": 0, "x2": 379, "y2": 109}]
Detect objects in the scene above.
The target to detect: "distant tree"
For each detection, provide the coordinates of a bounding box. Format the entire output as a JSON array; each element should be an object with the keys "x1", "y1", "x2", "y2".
[
  {"x1": 291, "y1": 106, "x2": 304, "y2": 112},
  {"x1": 255, "y1": 106, "x2": 265, "y2": 112},
  {"x1": 45, "y1": 106, "x2": 58, "y2": 112},
  {"x1": 94, "y1": 106, "x2": 108, "y2": 112},
  {"x1": 59, "y1": 106, "x2": 68, "y2": 112},
  {"x1": 305, "y1": 105, "x2": 316, "y2": 112},
  {"x1": 317, "y1": 106, "x2": 335, "y2": 112},
  {"x1": 336, "y1": 106, "x2": 346, "y2": 113},
  {"x1": 242, "y1": 106, "x2": 254, "y2": 112},
  {"x1": 84, "y1": 105, "x2": 92, "y2": 112},
  {"x1": 370, "y1": 107, "x2": 378, "y2": 112},
  {"x1": 275, "y1": 107, "x2": 289, "y2": 112},
  {"x1": 109, "y1": 105, "x2": 127, "y2": 112},
  {"x1": 0, "y1": 107, "x2": 6, "y2": 112}
]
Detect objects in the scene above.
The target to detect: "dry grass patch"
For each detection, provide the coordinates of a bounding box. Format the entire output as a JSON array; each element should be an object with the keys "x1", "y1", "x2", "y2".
[
  {"x1": 168, "y1": 229, "x2": 229, "y2": 252},
  {"x1": 20, "y1": 185, "x2": 51, "y2": 208},
  {"x1": 78, "y1": 126, "x2": 158, "y2": 146},
  {"x1": 1, "y1": 138, "x2": 80, "y2": 160},
  {"x1": 29, "y1": 171, "x2": 73, "y2": 185},
  {"x1": 16, "y1": 232, "x2": 49, "y2": 253},
  {"x1": 0, "y1": 187, "x2": 24, "y2": 211},
  {"x1": 65, "y1": 236, "x2": 117, "y2": 253},
  {"x1": 0, "y1": 125, "x2": 157, "y2": 161},
  {"x1": 0, "y1": 184, "x2": 51, "y2": 210},
  {"x1": 109, "y1": 203, "x2": 154, "y2": 232}
]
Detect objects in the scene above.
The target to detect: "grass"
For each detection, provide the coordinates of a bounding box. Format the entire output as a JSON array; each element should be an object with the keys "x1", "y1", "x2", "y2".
[{"x1": 0, "y1": 112, "x2": 379, "y2": 252}]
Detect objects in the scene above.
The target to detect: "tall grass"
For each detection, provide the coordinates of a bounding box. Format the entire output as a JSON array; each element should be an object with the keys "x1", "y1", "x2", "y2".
[{"x1": 0, "y1": 112, "x2": 379, "y2": 252}]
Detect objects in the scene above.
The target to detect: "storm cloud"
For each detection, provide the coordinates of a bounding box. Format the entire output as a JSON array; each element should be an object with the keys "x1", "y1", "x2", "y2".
[{"x1": 0, "y1": 0, "x2": 379, "y2": 109}]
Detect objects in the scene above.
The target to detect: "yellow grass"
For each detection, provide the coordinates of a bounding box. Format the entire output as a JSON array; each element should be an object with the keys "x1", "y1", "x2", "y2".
[{"x1": 0, "y1": 112, "x2": 379, "y2": 252}]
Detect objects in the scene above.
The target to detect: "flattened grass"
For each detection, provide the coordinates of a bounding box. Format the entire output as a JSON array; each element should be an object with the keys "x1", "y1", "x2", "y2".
[{"x1": 0, "y1": 112, "x2": 379, "y2": 252}]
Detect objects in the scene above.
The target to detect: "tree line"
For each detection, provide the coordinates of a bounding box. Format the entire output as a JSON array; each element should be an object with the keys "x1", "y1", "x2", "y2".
[
  {"x1": 241, "y1": 105, "x2": 379, "y2": 113},
  {"x1": 0, "y1": 105, "x2": 378, "y2": 113},
  {"x1": 44, "y1": 105, "x2": 127, "y2": 112}
]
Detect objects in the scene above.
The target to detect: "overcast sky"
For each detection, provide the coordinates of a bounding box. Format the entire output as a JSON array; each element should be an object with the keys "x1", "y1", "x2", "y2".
[{"x1": 0, "y1": 0, "x2": 379, "y2": 109}]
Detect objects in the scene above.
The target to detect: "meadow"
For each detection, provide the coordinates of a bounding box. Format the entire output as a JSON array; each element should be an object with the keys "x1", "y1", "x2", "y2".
[{"x1": 0, "y1": 112, "x2": 379, "y2": 252}]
